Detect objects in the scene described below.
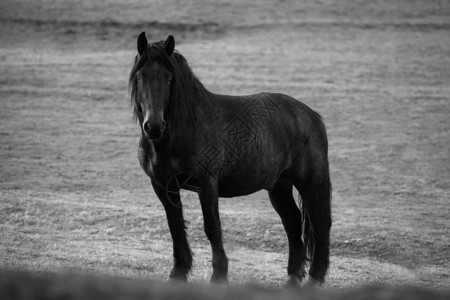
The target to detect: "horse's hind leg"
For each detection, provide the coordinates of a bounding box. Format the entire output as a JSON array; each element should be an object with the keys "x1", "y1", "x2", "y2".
[
  {"x1": 268, "y1": 176, "x2": 307, "y2": 286},
  {"x1": 152, "y1": 181, "x2": 193, "y2": 282}
]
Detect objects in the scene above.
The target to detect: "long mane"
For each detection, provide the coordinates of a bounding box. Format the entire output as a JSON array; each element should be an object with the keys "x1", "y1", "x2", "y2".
[{"x1": 128, "y1": 41, "x2": 209, "y2": 150}]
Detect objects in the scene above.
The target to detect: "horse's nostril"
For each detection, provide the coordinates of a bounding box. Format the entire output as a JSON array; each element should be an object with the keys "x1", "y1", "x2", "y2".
[
  {"x1": 161, "y1": 121, "x2": 166, "y2": 129},
  {"x1": 143, "y1": 121, "x2": 150, "y2": 131}
]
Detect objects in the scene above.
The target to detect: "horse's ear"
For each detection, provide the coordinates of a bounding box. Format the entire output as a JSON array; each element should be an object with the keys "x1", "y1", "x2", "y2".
[
  {"x1": 137, "y1": 31, "x2": 147, "y2": 55},
  {"x1": 164, "y1": 35, "x2": 175, "y2": 56}
]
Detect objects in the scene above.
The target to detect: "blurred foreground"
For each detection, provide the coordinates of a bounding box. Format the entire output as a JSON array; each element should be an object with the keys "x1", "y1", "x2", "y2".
[{"x1": 1, "y1": 269, "x2": 449, "y2": 300}]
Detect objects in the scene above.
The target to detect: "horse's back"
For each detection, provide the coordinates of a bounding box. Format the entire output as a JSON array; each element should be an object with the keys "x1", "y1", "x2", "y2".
[
  {"x1": 213, "y1": 91, "x2": 322, "y2": 133},
  {"x1": 247, "y1": 92, "x2": 327, "y2": 153}
]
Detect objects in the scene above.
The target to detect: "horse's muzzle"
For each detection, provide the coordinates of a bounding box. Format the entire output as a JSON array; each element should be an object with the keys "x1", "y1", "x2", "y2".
[{"x1": 143, "y1": 121, "x2": 166, "y2": 140}]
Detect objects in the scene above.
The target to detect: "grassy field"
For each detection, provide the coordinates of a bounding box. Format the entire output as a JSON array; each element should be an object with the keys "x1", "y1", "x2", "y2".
[{"x1": 0, "y1": 0, "x2": 449, "y2": 289}]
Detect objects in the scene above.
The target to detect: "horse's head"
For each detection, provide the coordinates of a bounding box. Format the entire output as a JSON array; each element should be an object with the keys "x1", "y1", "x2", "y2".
[{"x1": 131, "y1": 32, "x2": 175, "y2": 140}]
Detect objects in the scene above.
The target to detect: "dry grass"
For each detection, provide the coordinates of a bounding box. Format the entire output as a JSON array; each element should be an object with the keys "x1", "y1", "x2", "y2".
[{"x1": 1, "y1": 0, "x2": 449, "y2": 290}]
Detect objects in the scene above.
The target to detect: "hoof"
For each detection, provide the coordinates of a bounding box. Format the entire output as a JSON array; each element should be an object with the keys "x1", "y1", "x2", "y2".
[
  {"x1": 168, "y1": 270, "x2": 188, "y2": 283},
  {"x1": 305, "y1": 277, "x2": 323, "y2": 288},
  {"x1": 210, "y1": 273, "x2": 228, "y2": 285},
  {"x1": 284, "y1": 276, "x2": 301, "y2": 288},
  {"x1": 167, "y1": 277, "x2": 187, "y2": 285}
]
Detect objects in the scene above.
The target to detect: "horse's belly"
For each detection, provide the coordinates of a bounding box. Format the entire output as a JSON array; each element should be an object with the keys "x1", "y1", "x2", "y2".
[
  {"x1": 217, "y1": 177, "x2": 269, "y2": 198},
  {"x1": 215, "y1": 144, "x2": 291, "y2": 197},
  {"x1": 217, "y1": 162, "x2": 283, "y2": 197}
]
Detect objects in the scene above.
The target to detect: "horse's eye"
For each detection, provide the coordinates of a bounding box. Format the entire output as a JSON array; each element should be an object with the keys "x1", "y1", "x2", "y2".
[{"x1": 136, "y1": 74, "x2": 141, "y2": 80}]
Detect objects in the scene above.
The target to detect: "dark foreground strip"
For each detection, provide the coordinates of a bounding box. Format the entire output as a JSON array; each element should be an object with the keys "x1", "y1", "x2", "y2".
[{"x1": 0, "y1": 269, "x2": 448, "y2": 300}]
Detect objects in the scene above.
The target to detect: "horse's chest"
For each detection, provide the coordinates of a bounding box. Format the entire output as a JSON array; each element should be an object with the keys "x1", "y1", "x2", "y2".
[
  {"x1": 138, "y1": 145, "x2": 182, "y2": 181},
  {"x1": 138, "y1": 146, "x2": 154, "y2": 177}
]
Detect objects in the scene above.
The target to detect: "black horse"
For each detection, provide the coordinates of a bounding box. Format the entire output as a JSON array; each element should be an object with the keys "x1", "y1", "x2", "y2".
[{"x1": 129, "y1": 33, "x2": 332, "y2": 287}]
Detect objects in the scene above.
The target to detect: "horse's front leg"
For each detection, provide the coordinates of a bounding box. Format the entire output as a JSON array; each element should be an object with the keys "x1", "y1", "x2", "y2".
[
  {"x1": 152, "y1": 181, "x2": 193, "y2": 282},
  {"x1": 198, "y1": 179, "x2": 228, "y2": 283}
]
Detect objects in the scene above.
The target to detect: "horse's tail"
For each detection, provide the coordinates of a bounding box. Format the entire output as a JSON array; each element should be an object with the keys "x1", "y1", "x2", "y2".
[
  {"x1": 299, "y1": 194, "x2": 315, "y2": 262},
  {"x1": 298, "y1": 168, "x2": 332, "y2": 278}
]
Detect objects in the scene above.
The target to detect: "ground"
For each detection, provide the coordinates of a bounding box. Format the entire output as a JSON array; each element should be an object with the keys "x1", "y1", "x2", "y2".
[{"x1": 0, "y1": 0, "x2": 449, "y2": 289}]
